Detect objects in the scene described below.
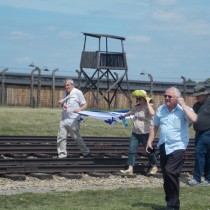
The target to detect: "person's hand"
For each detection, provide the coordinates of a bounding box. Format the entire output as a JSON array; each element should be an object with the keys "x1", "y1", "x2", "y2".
[
  {"x1": 177, "y1": 97, "x2": 186, "y2": 107},
  {"x1": 58, "y1": 99, "x2": 63, "y2": 104},
  {"x1": 74, "y1": 108, "x2": 81, "y2": 113},
  {"x1": 145, "y1": 97, "x2": 150, "y2": 104},
  {"x1": 120, "y1": 114, "x2": 125, "y2": 119},
  {"x1": 146, "y1": 142, "x2": 153, "y2": 153}
]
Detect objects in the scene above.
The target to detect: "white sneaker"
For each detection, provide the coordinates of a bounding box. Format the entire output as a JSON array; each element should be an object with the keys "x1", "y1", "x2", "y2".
[
  {"x1": 149, "y1": 166, "x2": 158, "y2": 174},
  {"x1": 201, "y1": 180, "x2": 210, "y2": 186},
  {"x1": 188, "y1": 179, "x2": 200, "y2": 186},
  {"x1": 120, "y1": 169, "x2": 133, "y2": 175}
]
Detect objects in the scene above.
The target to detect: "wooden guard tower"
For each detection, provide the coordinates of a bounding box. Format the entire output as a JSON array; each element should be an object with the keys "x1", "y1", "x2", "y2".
[{"x1": 77, "y1": 32, "x2": 131, "y2": 109}]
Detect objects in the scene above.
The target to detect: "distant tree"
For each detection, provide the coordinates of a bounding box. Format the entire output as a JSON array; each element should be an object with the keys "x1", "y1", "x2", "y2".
[
  {"x1": 200, "y1": 78, "x2": 210, "y2": 84},
  {"x1": 186, "y1": 79, "x2": 197, "y2": 84}
]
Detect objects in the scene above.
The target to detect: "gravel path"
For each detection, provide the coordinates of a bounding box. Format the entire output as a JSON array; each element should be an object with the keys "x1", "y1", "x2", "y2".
[{"x1": 0, "y1": 173, "x2": 192, "y2": 195}]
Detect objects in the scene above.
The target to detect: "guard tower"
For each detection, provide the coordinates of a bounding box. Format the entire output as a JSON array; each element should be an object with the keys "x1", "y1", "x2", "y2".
[{"x1": 77, "y1": 32, "x2": 131, "y2": 109}]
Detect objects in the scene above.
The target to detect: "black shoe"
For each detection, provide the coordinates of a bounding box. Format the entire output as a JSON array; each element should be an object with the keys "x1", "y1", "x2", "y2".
[{"x1": 83, "y1": 153, "x2": 92, "y2": 158}]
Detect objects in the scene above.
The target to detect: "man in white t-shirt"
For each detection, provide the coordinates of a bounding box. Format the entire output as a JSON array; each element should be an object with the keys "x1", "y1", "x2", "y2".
[{"x1": 57, "y1": 79, "x2": 91, "y2": 158}]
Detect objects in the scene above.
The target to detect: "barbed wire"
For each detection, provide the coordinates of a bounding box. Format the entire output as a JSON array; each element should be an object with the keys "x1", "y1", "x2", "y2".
[{"x1": 0, "y1": 65, "x2": 208, "y2": 83}]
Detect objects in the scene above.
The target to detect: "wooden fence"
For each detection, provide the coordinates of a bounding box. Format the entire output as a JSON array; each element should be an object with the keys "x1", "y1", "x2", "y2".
[{"x1": 0, "y1": 73, "x2": 209, "y2": 109}]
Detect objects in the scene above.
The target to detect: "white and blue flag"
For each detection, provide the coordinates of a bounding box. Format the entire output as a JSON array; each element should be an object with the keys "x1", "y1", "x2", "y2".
[{"x1": 78, "y1": 110, "x2": 130, "y2": 127}]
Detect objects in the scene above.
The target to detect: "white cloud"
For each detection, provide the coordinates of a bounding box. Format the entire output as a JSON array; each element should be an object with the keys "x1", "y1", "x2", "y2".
[
  {"x1": 152, "y1": 10, "x2": 183, "y2": 22},
  {"x1": 184, "y1": 20, "x2": 210, "y2": 36},
  {"x1": 0, "y1": 0, "x2": 149, "y2": 20},
  {"x1": 155, "y1": 0, "x2": 179, "y2": 6},
  {"x1": 9, "y1": 31, "x2": 33, "y2": 40},
  {"x1": 146, "y1": 18, "x2": 210, "y2": 37},
  {"x1": 1, "y1": 0, "x2": 210, "y2": 82}
]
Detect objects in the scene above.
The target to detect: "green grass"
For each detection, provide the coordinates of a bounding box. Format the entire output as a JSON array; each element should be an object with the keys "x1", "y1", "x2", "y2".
[
  {"x1": 0, "y1": 106, "x2": 131, "y2": 137},
  {"x1": 0, "y1": 106, "x2": 195, "y2": 138},
  {"x1": 0, "y1": 186, "x2": 209, "y2": 210}
]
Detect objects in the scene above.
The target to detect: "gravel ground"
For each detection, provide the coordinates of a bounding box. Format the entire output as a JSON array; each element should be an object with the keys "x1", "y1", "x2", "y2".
[{"x1": 0, "y1": 173, "x2": 192, "y2": 195}]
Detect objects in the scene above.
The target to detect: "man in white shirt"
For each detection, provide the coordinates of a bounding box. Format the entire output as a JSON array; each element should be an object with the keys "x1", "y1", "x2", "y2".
[{"x1": 57, "y1": 79, "x2": 91, "y2": 158}]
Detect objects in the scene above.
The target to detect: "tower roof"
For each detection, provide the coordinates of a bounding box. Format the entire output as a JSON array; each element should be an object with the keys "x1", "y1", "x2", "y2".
[{"x1": 82, "y1": 32, "x2": 125, "y2": 41}]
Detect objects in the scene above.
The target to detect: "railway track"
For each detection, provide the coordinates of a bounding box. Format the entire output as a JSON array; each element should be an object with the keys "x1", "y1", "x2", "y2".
[{"x1": 0, "y1": 136, "x2": 196, "y2": 177}]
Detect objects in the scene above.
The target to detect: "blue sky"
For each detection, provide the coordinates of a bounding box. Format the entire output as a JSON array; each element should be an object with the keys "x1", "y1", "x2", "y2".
[{"x1": 0, "y1": 0, "x2": 210, "y2": 82}]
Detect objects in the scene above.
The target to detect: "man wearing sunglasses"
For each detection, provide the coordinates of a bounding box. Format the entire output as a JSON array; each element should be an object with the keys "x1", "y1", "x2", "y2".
[{"x1": 146, "y1": 87, "x2": 197, "y2": 210}]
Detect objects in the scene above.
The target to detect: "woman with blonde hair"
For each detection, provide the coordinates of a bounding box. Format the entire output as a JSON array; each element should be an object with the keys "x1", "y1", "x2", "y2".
[{"x1": 120, "y1": 90, "x2": 158, "y2": 175}]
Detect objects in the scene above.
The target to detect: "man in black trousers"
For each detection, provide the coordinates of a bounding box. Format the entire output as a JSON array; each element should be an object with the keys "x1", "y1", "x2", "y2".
[
  {"x1": 188, "y1": 85, "x2": 210, "y2": 186},
  {"x1": 146, "y1": 87, "x2": 197, "y2": 210}
]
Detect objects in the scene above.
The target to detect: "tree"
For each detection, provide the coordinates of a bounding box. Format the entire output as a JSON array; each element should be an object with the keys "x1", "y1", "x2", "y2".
[
  {"x1": 201, "y1": 78, "x2": 210, "y2": 84},
  {"x1": 186, "y1": 79, "x2": 197, "y2": 84}
]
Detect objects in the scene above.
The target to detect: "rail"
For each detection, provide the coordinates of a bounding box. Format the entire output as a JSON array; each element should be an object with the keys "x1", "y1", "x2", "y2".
[{"x1": 0, "y1": 136, "x2": 196, "y2": 176}]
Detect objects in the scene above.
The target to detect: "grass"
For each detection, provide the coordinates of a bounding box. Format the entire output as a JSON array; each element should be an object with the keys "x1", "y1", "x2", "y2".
[
  {"x1": 0, "y1": 106, "x2": 195, "y2": 138},
  {"x1": 0, "y1": 106, "x2": 205, "y2": 210},
  {"x1": 0, "y1": 106, "x2": 131, "y2": 137},
  {"x1": 0, "y1": 186, "x2": 209, "y2": 210}
]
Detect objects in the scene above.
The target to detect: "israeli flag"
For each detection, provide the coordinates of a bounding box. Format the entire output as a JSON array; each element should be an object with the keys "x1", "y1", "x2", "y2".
[{"x1": 78, "y1": 110, "x2": 130, "y2": 127}]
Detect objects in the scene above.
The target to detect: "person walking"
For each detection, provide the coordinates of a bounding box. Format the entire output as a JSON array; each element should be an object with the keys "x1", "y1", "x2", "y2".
[
  {"x1": 146, "y1": 87, "x2": 197, "y2": 210},
  {"x1": 188, "y1": 85, "x2": 210, "y2": 186},
  {"x1": 120, "y1": 89, "x2": 158, "y2": 175},
  {"x1": 57, "y1": 79, "x2": 91, "y2": 158}
]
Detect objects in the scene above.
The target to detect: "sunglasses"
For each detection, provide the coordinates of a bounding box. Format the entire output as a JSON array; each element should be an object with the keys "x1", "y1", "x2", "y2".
[{"x1": 164, "y1": 94, "x2": 173, "y2": 99}]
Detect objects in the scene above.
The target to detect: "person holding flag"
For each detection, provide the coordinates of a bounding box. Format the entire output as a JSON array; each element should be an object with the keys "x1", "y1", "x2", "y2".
[
  {"x1": 57, "y1": 79, "x2": 91, "y2": 158},
  {"x1": 120, "y1": 90, "x2": 158, "y2": 175}
]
